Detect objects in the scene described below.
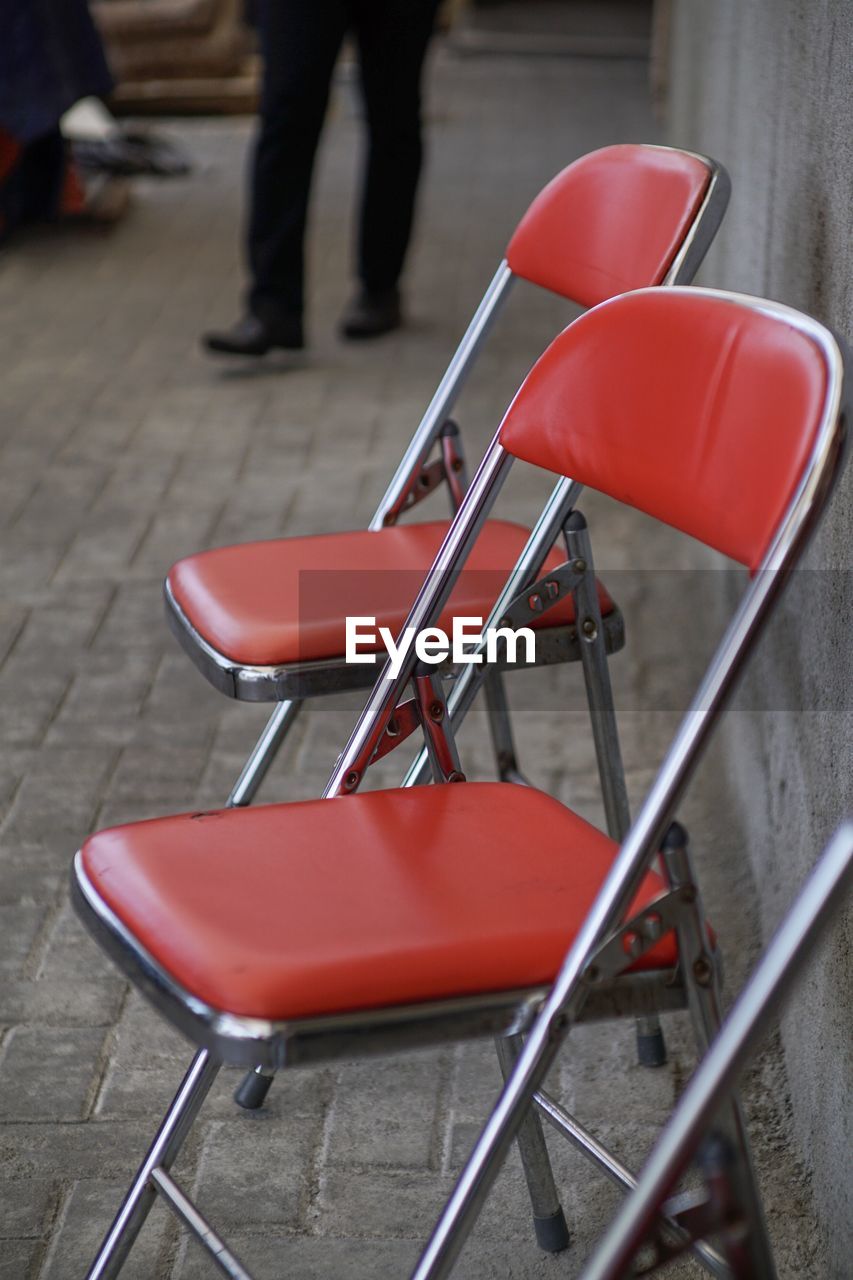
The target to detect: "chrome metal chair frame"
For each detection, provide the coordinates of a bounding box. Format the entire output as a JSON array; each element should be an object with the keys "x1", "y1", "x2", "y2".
[
  {"x1": 407, "y1": 291, "x2": 848, "y2": 1280},
  {"x1": 579, "y1": 823, "x2": 853, "y2": 1280},
  {"x1": 181, "y1": 149, "x2": 729, "y2": 1109},
  {"x1": 73, "y1": 287, "x2": 846, "y2": 1280},
  {"x1": 164, "y1": 146, "x2": 730, "y2": 810}
]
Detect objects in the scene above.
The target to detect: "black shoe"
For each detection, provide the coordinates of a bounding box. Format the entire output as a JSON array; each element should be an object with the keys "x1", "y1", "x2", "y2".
[
  {"x1": 203, "y1": 313, "x2": 304, "y2": 357},
  {"x1": 339, "y1": 287, "x2": 402, "y2": 339}
]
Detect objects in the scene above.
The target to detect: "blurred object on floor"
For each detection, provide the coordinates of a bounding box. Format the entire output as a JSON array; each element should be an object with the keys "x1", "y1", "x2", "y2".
[
  {"x1": 61, "y1": 95, "x2": 120, "y2": 143},
  {"x1": 63, "y1": 96, "x2": 192, "y2": 177},
  {"x1": 0, "y1": 0, "x2": 130, "y2": 243},
  {"x1": 91, "y1": 0, "x2": 259, "y2": 115},
  {"x1": 62, "y1": 96, "x2": 191, "y2": 177},
  {"x1": 452, "y1": 0, "x2": 652, "y2": 57},
  {"x1": 72, "y1": 132, "x2": 191, "y2": 177}
]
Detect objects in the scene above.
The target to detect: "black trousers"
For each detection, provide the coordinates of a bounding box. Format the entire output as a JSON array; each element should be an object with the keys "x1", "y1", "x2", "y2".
[{"x1": 248, "y1": 0, "x2": 440, "y2": 322}]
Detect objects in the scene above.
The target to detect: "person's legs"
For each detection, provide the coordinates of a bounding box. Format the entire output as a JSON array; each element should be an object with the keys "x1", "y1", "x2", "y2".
[
  {"x1": 249, "y1": 1, "x2": 348, "y2": 323},
  {"x1": 205, "y1": 1, "x2": 348, "y2": 354},
  {"x1": 342, "y1": 0, "x2": 440, "y2": 337}
]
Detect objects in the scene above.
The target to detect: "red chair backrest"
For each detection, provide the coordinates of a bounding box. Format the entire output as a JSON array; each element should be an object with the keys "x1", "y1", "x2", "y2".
[
  {"x1": 506, "y1": 144, "x2": 712, "y2": 308},
  {"x1": 498, "y1": 289, "x2": 831, "y2": 570}
]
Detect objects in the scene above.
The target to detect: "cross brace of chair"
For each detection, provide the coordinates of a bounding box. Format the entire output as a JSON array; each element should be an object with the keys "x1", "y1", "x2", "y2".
[
  {"x1": 381, "y1": 419, "x2": 468, "y2": 524},
  {"x1": 131, "y1": 886, "x2": 727, "y2": 1280},
  {"x1": 366, "y1": 552, "x2": 587, "y2": 773}
]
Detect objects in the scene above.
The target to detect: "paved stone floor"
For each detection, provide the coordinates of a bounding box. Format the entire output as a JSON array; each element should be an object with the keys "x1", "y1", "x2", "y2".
[{"x1": 0, "y1": 40, "x2": 830, "y2": 1280}]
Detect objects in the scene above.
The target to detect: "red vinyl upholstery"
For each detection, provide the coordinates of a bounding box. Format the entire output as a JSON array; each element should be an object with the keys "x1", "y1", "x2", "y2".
[
  {"x1": 168, "y1": 519, "x2": 614, "y2": 666},
  {"x1": 505, "y1": 145, "x2": 711, "y2": 308},
  {"x1": 499, "y1": 290, "x2": 829, "y2": 570},
  {"x1": 80, "y1": 783, "x2": 677, "y2": 1021}
]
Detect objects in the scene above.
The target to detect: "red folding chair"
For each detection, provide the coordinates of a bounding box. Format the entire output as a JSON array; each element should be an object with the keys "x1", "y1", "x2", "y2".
[
  {"x1": 72, "y1": 285, "x2": 848, "y2": 1280},
  {"x1": 165, "y1": 144, "x2": 729, "y2": 810},
  {"x1": 170, "y1": 145, "x2": 730, "y2": 1109},
  {"x1": 579, "y1": 822, "x2": 852, "y2": 1279}
]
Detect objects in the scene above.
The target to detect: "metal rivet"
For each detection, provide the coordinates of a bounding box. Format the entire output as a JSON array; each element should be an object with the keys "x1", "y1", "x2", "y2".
[
  {"x1": 573, "y1": 558, "x2": 587, "y2": 574},
  {"x1": 344, "y1": 770, "x2": 360, "y2": 791},
  {"x1": 643, "y1": 911, "x2": 663, "y2": 942},
  {"x1": 429, "y1": 700, "x2": 444, "y2": 721},
  {"x1": 582, "y1": 618, "x2": 597, "y2": 639},
  {"x1": 693, "y1": 955, "x2": 714, "y2": 987},
  {"x1": 623, "y1": 930, "x2": 643, "y2": 959}
]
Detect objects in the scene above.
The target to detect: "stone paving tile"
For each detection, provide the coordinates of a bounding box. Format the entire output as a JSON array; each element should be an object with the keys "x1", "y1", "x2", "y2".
[
  {"x1": 193, "y1": 1114, "x2": 320, "y2": 1232},
  {"x1": 0, "y1": 34, "x2": 828, "y2": 1280},
  {"x1": 325, "y1": 1052, "x2": 452, "y2": 1172},
  {"x1": 0, "y1": 1238, "x2": 44, "y2": 1280},
  {"x1": 0, "y1": 1177, "x2": 58, "y2": 1242},
  {"x1": 0, "y1": 1026, "x2": 108, "y2": 1122},
  {"x1": 173, "y1": 1236, "x2": 421, "y2": 1280},
  {"x1": 0, "y1": 904, "x2": 46, "y2": 977},
  {"x1": 38, "y1": 1180, "x2": 176, "y2": 1280}
]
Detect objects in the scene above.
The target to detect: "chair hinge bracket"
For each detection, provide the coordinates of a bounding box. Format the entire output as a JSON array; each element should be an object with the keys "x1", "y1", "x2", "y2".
[
  {"x1": 585, "y1": 887, "x2": 693, "y2": 987},
  {"x1": 369, "y1": 698, "x2": 422, "y2": 764},
  {"x1": 498, "y1": 560, "x2": 584, "y2": 631}
]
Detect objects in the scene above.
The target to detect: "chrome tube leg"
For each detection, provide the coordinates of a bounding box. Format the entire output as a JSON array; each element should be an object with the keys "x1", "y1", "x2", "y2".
[
  {"x1": 482, "y1": 668, "x2": 529, "y2": 785},
  {"x1": 661, "y1": 822, "x2": 777, "y2": 1279},
  {"x1": 563, "y1": 511, "x2": 666, "y2": 1069},
  {"x1": 230, "y1": 700, "x2": 303, "y2": 1106},
  {"x1": 369, "y1": 264, "x2": 514, "y2": 529},
  {"x1": 227, "y1": 699, "x2": 304, "y2": 808},
  {"x1": 437, "y1": 414, "x2": 528, "y2": 788},
  {"x1": 86, "y1": 1050, "x2": 220, "y2": 1280},
  {"x1": 494, "y1": 1036, "x2": 570, "y2": 1252},
  {"x1": 583, "y1": 825, "x2": 852, "y2": 1280}
]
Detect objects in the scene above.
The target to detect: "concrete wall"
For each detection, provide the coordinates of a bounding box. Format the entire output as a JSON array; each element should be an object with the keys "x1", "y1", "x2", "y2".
[{"x1": 665, "y1": 3, "x2": 853, "y2": 1271}]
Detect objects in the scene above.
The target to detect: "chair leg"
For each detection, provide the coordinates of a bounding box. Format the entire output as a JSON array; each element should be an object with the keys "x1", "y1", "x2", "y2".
[
  {"x1": 662, "y1": 822, "x2": 777, "y2": 1278},
  {"x1": 634, "y1": 1014, "x2": 667, "y2": 1068},
  {"x1": 86, "y1": 1050, "x2": 220, "y2": 1280},
  {"x1": 226, "y1": 699, "x2": 304, "y2": 808},
  {"x1": 234, "y1": 1063, "x2": 275, "y2": 1111},
  {"x1": 563, "y1": 510, "x2": 667, "y2": 1069},
  {"x1": 494, "y1": 1035, "x2": 570, "y2": 1252},
  {"x1": 228, "y1": 702, "x2": 304, "y2": 1107},
  {"x1": 482, "y1": 668, "x2": 530, "y2": 785}
]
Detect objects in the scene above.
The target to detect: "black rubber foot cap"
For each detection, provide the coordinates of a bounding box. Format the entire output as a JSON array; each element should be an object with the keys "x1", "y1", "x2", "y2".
[
  {"x1": 636, "y1": 1027, "x2": 668, "y2": 1068},
  {"x1": 534, "y1": 1208, "x2": 570, "y2": 1253},
  {"x1": 234, "y1": 1070, "x2": 274, "y2": 1110}
]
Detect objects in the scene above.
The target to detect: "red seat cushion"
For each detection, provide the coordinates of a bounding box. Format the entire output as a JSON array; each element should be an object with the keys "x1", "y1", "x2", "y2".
[
  {"x1": 80, "y1": 783, "x2": 677, "y2": 1022},
  {"x1": 167, "y1": 519, "x2": 614, "y2": 667}
]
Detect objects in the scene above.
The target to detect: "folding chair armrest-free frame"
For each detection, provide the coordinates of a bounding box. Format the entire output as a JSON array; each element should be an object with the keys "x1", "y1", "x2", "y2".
[
  {"x1": 165, "y1": 143, "x2": 730, "y2": 808},
  {"x1": 171, "y1": 144, "x2": 730, "y2": 1110},
  {"x1": 579, "y1": 822, "x2": 853, "y2": 1280},
  {"x1": 71, "y1": 286, "x2": 849, "y2": 1280}
]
